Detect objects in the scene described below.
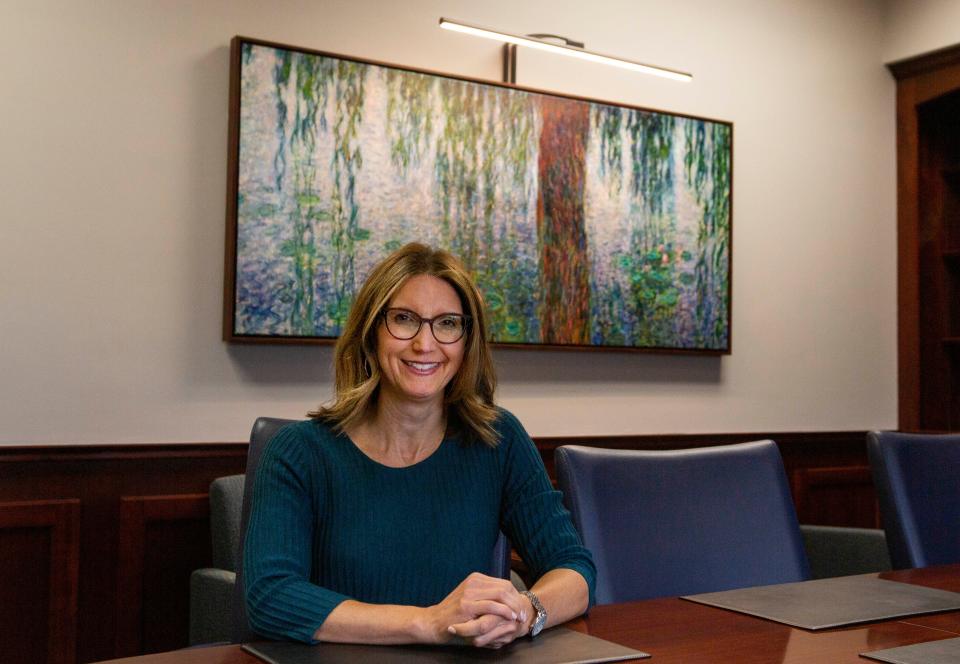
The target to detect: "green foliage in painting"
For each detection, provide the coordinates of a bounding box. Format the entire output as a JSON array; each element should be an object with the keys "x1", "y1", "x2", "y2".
[
  {"x1": 685, "y1": 121, "x2": 731, "y2": 347},
  {"x1": 328, "y1": 60, "x2": 367, "y2": 330},
  {"x1": 389, "y1": 75, "x2": 538, "y2": 342},
  {"x1": 267, "y1": 49, "x2": 366, "y2": 335},
  {"x1": 386, "y1": 70, "x2": 433, "y2": 174},
  {"x1": 592, "y1": 107, "x2": 686, "y2": 346},
  {"x1": 271, "y1": 50, "x2": 335, "y2": 335}
]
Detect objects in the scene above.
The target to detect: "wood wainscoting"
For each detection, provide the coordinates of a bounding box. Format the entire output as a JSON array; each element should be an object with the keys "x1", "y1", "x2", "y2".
[
  {"x1": 0, "y1": 445, "x2": 246, "y2": 664},
  {"x1": 0, "y1": 430, "x2": 875, "y2": 663}
]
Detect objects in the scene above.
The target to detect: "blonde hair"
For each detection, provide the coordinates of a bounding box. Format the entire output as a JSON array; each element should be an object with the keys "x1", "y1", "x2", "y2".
[{"x1": 309, "y1": 243, "x2": 499, "y2": 446}]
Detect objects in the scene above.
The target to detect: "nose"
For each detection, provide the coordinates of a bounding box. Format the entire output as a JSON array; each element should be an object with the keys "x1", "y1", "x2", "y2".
[{"x1": 411, "y1": 321, "x2": 438, "y2": 350}]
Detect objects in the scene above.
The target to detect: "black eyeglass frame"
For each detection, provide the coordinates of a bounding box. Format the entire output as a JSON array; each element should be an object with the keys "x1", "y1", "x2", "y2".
[{"x1": 380, "y1": 307, "x2": 471, "y2": 344}]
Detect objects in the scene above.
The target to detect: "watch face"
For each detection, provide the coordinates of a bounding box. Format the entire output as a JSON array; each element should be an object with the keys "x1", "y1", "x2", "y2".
[
  {"x1": 530, "y1": 613, "x2": 546, "y2": 637},
  {"x1": 523, "y1": 591, "x2": 547, "y2": 637}
]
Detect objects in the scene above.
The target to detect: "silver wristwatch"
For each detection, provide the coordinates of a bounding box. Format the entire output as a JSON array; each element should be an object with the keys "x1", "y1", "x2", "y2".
[{"x1": 521, "y1": 590, "x2": 547, "y2": 638}]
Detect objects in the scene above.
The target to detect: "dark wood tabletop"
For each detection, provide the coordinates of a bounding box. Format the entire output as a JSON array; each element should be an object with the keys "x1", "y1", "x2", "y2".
[{"x1": 95, "y1": 565, "x2": 960, "y2": 664}]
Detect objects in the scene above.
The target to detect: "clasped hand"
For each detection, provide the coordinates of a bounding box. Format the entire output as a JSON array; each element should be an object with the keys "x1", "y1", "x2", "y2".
[{"x1": 428, "y1": 572, "x2": 531, "y2": 649}]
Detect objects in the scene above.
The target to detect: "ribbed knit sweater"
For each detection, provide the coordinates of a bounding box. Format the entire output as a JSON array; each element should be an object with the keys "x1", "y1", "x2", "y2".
[{"x1": 243, "y1": 408, "x2": 596, "y2": 643}]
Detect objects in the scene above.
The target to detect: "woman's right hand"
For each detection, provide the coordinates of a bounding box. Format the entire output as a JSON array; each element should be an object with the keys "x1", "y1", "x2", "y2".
[{"x1": 422, "y1": 572, "x2": 528, "y2": 647}]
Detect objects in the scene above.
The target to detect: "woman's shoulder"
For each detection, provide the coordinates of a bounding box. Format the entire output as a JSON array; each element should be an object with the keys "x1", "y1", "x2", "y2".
[
  {"x1": 491, "y1": 406, "x2": 526, "y2": 436},
  {"x1": 270, "y1": 418, "x2": 336, "y2": 440},
  {"x1": 263, "y1": 418, "x2": 343, "y2": 460},
  {"x1": 486, "y1": 407, "x2": 545, "y2": 472},
  {"x1": 488, "y1": 407, "x2": 536, "y2": 453}
]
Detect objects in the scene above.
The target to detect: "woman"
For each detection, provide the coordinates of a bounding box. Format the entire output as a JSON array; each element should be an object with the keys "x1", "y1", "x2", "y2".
[{"x1": 244, "y1": 243, "x2": 595, "y2": 649}]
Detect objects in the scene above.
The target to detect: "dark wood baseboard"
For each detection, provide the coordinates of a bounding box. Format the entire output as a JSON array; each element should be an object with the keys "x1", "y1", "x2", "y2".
[{"x1": 0, "y1": 430, "x2": 874, "y2": 663}]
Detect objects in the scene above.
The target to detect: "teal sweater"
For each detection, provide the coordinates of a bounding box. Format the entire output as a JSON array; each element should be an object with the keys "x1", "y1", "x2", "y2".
[{"x1": 243, "y1": 409, "x2": 596, "y2": 643}]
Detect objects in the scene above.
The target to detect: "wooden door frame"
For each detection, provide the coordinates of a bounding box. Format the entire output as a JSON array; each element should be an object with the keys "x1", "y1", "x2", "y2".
[{"x1": 889, "y1": 44, "x2": 960, "y2": 430}]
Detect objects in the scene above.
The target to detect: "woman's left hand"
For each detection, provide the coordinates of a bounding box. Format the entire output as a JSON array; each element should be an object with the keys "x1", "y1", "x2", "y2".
[
  {"x1": 447, "y1": 588, "x2": 532, "y2": 649},
  {"x1": 450, "y1": 568, "x2": 590, "y2": 648},
  {"x1": 448, "y1": 614, "x2": 529, "y2": 649}
]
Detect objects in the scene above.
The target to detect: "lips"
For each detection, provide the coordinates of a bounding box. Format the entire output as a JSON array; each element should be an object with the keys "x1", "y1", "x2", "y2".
[{"x1": 403, "y1": 360, "x2": 441, "y2": 374}]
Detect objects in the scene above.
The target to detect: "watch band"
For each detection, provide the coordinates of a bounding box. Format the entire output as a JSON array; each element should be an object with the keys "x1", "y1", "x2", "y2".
[{"x1": 521, "y1": 590, "x2": 547, "y2": 638}]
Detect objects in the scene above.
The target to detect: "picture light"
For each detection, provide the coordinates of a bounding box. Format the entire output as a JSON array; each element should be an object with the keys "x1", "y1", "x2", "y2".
[{"x1": 439, "y1": 17, "x2": 692, "y2": 83}]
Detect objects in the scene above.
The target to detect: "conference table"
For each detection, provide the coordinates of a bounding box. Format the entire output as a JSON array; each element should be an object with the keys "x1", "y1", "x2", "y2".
[{"x1": 98, "y1": 564, "x2": 960, "y2": 664}]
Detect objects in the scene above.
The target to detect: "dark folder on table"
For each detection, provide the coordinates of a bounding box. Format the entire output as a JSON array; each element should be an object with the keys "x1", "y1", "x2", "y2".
[
  {"x1": 861, "y1": 636, "x2": 960, "y2": 664},
  {"x1": 682, "y1": 574, "x2": 960, "y2": 630},
  {"x1": 243, "y1": 627, "x2": 648, "y2": 664}
]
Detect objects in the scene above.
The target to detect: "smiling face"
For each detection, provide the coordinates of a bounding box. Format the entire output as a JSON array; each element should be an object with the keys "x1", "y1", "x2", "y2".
[{"x1": 376, "y1": 274, "x2": 466, "y2": 410}]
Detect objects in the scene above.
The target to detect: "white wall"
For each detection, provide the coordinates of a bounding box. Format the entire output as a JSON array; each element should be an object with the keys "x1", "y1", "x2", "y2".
[
  {"x1": 883, "y1": 0, "x2": 960, "y2": 62},
  {"x1": 0, "y1": 0, "x2": 897, "y2": 444}
]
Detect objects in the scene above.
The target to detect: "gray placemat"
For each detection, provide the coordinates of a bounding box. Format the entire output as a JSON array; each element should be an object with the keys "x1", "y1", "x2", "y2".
[
  {"x1": 860, "y1": 636, "x2": 960, "y2": 663},
  {"x1": 681, "y1": 574, "x2": 960, "y2": 630},
  {"x1": 243, "y1": 627, "x2": 649, "y2": 663}
]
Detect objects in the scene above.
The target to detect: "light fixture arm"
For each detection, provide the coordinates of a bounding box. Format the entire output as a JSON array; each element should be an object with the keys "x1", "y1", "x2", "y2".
[
  {"x1": 505, "y1": 34, "x2": 585, "y2": 83},
  {"x1": 503, "y1": 44, "x2": 517, "y2": 84}
]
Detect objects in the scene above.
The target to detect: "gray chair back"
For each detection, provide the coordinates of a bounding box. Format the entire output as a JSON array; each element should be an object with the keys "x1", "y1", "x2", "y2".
[
  {"x1": 209, "y1": 474, "x2": 244, "y2": 572},
  {"x1": 799, "y1": 525, "x2": 891, "y2": 579}
]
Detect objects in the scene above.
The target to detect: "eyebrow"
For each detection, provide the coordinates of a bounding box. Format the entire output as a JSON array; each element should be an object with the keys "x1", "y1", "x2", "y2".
[{"x1": 388, "y1": 307, "x2": 464, "y2": 317}]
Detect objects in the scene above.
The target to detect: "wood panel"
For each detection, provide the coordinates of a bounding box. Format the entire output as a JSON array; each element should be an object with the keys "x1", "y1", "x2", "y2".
[
  {"x1": 0, "y1": 431, "x2": 874, "y2": 662},
  {"x1": 790, "y1": 466, "x2": 880, "y2": 528},
  {"x1": 0, "y1": 444, "x2": 246, "y2": 664},
  {"x1": 0, "y1": 499, "x2": 80, "y2": 664},
  {"x1": 116, "y1": 494, "x2": 211, "y2": 657}
]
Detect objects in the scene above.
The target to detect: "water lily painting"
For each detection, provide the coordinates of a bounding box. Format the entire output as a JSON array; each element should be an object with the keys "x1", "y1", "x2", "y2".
[{"x1": 224, "y1": 37, "x2": 732, "y2": 353}]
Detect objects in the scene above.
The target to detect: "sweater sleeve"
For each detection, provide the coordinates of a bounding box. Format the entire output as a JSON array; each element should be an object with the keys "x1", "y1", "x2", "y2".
[
  {"x1": 243, "y1": 424, "x2": 350, "y2": 643},
  {"x1": 497, "y1": 411, "x2": 597, "y2": 606}
]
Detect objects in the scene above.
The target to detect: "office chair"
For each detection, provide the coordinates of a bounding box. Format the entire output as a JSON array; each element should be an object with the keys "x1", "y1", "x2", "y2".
[
  {"x1": 555, "y1": 441, "x2": 810, "y2": 605},
  {"x1": 188, "y1": 418, "x2": 295, "y2": 645},
  {"x1": 867, "y1": 431, "x2": 960, "y2": 569}
]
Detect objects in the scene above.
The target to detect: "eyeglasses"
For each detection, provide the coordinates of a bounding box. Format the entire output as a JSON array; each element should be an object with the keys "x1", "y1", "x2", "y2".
[{"x1": 381, "y1": 308, "x2": 469, "y2": 344}]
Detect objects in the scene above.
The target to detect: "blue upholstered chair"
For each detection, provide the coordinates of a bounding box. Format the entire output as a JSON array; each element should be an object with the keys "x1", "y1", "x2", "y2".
[
  {"x1": 191, "y1": 417, "x2": 514, "y2": 644},
  {"x1": 555, "y1": 441, "x2": 810, "y2": 605},
  {"x1": 867, "y1": 431, "x2": 960, "y2": 569}
]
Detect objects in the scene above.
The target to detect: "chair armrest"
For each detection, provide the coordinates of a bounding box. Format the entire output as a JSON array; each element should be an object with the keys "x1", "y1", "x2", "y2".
[
  {"x1": 189, "y1": 568, "x2": 237, "y2": 645},
  {"x1": 800, "y1": 524, "x2": 891, "y2": 579}
]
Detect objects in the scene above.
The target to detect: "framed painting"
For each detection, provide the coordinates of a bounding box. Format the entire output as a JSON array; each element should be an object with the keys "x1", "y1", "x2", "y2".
[{"x1": 223, "y1": 36, "x2": 733, "y2": 353}]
